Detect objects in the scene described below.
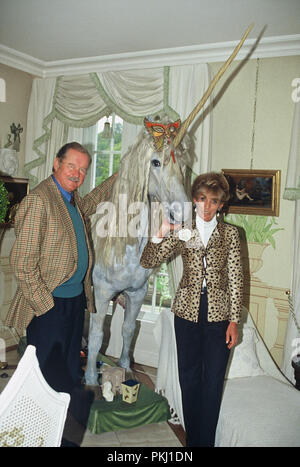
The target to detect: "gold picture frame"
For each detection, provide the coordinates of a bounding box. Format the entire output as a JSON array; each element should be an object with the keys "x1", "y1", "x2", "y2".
[
  {"x1": 0, "y1": 176, "x2": 29, "y2": 225},
  {"x1": 222, "y1": 169, "x2": 281, "y2": 216}
]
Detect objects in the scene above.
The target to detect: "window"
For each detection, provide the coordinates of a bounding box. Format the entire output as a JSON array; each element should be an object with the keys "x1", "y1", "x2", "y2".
[
  {"x1": 143, "y1": 263, "x2": 172, "y2": 312},
  {"x1": 93, "y1": 113, "x2": 122, "y2": 187},
  {"x1": 93, "y1": 114, "x2": 172, "y2": 313}
]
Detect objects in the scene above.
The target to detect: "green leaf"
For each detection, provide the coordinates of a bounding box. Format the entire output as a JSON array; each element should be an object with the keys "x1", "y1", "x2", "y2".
[{"x1": 225, "y1": 214, "x2": 284, "y2": 249}]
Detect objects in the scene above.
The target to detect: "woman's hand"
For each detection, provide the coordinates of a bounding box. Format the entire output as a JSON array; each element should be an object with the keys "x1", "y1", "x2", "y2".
[
  {"x1": 156, "y1": 218, "x2": 182, "y2": 238},
  {"x1": 226, "y1": 322, "x2": 239, "y2": 349}
]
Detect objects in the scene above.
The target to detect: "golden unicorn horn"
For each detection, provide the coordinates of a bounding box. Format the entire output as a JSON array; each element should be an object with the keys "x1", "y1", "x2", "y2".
[{"x1": 173, "y1": 24, "x2": 254, "y2": 148}]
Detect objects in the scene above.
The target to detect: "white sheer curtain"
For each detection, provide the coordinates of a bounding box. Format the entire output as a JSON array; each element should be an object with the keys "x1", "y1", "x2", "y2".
[
  {"x1": 282, "y1": 101, "x2": 300, "y2": 384},
  {"x1": 169, "y1": 63, "x2": 212, "y2": 175},
  {"x1": 24, "y1": 77, "x2": 57, "y2": 185}
]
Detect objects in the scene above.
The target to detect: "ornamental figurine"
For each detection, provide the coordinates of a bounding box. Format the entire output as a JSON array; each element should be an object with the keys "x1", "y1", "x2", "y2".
[{"x1": 10, "y1": 123, "x2": 23, "y2": 152}]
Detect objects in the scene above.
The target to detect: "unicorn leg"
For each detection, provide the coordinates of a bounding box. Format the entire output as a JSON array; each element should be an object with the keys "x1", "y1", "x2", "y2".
[
  {"x1": 119, "y1": 284, "x2": 148, "y2": 370},
  {"x1": 85, "y1": 299, "x2": 110, "y2": 386}
]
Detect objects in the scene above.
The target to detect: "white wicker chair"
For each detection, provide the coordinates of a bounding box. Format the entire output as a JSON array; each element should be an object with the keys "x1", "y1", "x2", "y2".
[{"x1": 0, "y1": 345, "x2": 70, "y2": 447}]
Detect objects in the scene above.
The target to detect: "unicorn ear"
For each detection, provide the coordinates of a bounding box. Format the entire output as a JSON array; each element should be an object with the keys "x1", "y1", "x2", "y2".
[
  {"x1": 172, "y1": 120, "x2": 181, "y2": 130},
  {"x1": 144, "y1": 117, "x2": 152, "y2": 128}
]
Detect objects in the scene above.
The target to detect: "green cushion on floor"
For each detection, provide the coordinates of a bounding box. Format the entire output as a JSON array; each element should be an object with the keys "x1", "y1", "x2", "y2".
[
  {"x1": 17, "y1": 338, "x2": 170, "y2": 434},
  {"x1": 88, "y1": 383, "x2": 171, "y2": 435}
]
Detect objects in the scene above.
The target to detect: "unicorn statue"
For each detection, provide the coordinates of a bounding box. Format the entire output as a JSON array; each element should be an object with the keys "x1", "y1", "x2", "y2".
[
  {"x1": 85, "y1": 25, "x2": 253, "y2": 385},
  {"x1": 85, "y1": 117, "x2": 193, "y2": 385}
]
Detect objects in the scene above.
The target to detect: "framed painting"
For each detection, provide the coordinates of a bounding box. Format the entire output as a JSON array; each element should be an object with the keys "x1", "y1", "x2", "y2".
[
  {"x1": 0, "y1": 176, "x2": 29, "y2": 225},
  {"x1": 221, "y1": 169, "x2": 281, "y2": 216}
]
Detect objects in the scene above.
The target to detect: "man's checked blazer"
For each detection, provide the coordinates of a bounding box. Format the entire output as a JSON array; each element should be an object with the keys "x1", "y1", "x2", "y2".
[{"x1": 5, "y1": 174, "x2": 115, "y2": 333}]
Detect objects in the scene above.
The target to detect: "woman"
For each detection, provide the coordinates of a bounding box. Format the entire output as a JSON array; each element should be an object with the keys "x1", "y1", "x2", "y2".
[{"x1": 140, "y1": 172, "x2": 243, "y2": 447}]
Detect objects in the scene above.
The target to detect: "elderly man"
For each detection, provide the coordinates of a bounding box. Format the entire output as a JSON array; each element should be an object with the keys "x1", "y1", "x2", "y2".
[{"x1": 5, "y1": 142, "x2": 115, "y2": 445}]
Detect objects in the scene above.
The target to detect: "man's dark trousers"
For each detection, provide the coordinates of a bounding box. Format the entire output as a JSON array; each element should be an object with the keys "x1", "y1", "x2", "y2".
[
  {"x1": 26, "y1": 292, "x2": 94, "y2": 446},
  {"x1": 26, "y1": 292, "x2": 86, "y2": 393}
]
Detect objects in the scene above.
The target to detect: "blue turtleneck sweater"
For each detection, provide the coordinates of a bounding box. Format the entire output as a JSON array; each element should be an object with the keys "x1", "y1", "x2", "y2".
[{"x1": 51, "y1": 175, "x2": 89, "y2": 298}]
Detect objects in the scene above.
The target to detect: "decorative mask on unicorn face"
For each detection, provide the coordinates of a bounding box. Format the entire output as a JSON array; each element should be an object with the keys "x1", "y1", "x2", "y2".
[
  {"x1": 144, "y1": 118, "x2": 181, "y2": 150},
  {"x1": 144, "y1": 117, "x2": 181, "y2": 163}
]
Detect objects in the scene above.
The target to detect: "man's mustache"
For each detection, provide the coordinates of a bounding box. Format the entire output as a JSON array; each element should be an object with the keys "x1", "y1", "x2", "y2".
[{"x1": 68, "y1": 176, "x2": 80, "y2": 182}]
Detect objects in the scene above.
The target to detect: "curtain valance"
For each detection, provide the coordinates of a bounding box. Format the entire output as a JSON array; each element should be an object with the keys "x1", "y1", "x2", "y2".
[
  {"x1": 24, "y1": 63, "x2": 211, "y2": 186},
  {"x1": 53, "y1": 69, "x2": 178, "y2": 128},
  {"x1": 24, "y1": 66, "x2": 182, "y2": 185},
  {"x1": 54, "y1": 74, "x2": 106, "y2": 127}
]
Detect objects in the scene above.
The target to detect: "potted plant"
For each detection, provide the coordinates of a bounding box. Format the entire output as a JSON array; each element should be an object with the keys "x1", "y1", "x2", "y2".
[
  {"x1": 224, "y1": 214, "x2": 284, "y2": 277},
  {"x1": 225, "y1": 214, "x2": 283, "y2": 248}
]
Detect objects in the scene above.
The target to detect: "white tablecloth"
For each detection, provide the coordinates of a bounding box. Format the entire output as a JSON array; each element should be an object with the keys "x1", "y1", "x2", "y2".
[{"x1": 153, "y1": 309, "x2": 184, "y2": 428}]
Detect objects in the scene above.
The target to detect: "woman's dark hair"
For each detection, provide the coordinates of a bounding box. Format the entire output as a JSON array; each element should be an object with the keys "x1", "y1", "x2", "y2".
[{"x1": 191, "y1": 171, "x2": 230, "y2": 203}]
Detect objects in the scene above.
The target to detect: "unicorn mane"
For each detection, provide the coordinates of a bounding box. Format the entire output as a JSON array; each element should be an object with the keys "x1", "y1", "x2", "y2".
[{"x1": 91, "y1": 127, "x2": 192, "y2": 267}]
